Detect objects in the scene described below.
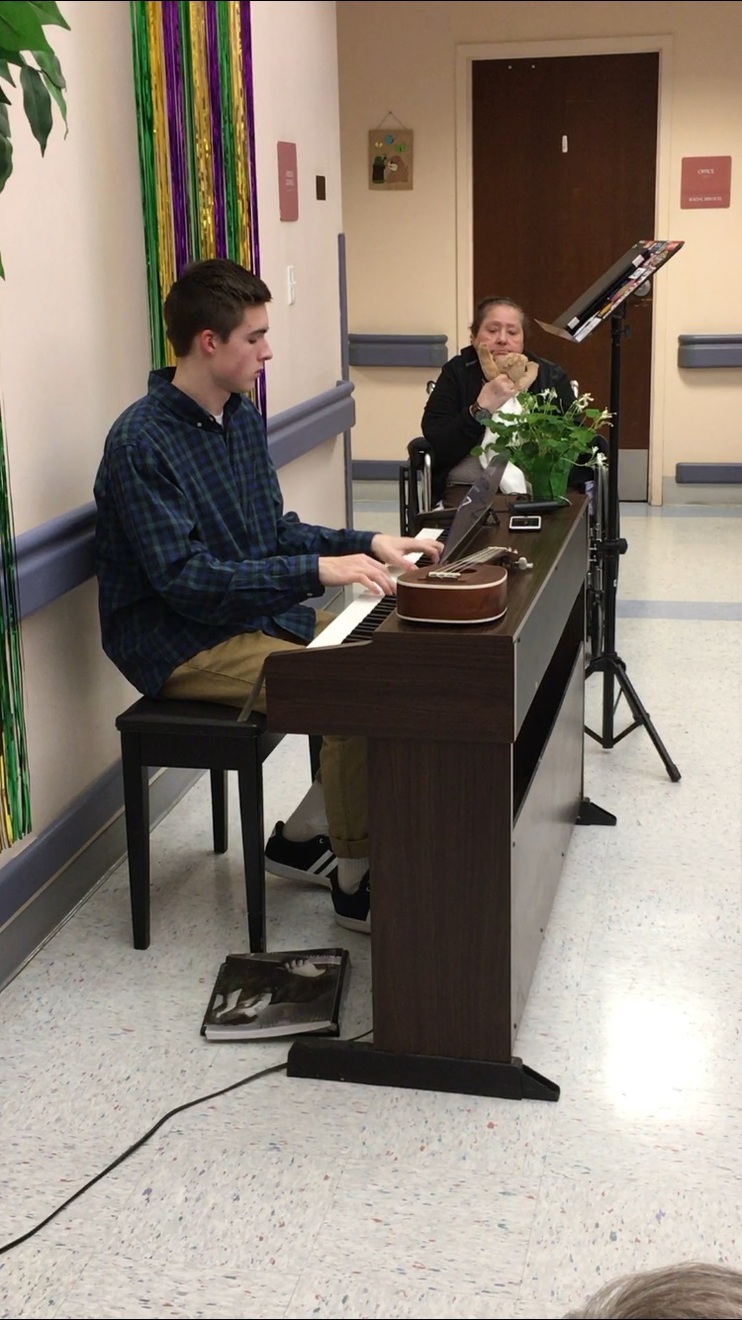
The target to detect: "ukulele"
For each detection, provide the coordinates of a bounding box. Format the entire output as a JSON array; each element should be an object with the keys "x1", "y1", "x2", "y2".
[{"x1": 396, "y1": 546, "x2": 532, "y2": 625}]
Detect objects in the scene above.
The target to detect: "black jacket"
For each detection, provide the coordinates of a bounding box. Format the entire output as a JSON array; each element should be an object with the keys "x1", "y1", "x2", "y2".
[{"x1": 420, "y1": 344, "x2": 584, "y2": 505}]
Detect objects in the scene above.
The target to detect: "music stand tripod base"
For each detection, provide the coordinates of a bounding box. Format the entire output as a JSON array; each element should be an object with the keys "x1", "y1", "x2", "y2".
[{"x1": 585, "y1": 649, "x2": 681, "y2": 782}]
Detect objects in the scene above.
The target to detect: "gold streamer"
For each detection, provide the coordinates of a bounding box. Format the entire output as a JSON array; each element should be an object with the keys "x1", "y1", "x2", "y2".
[
  {"x1": 0, "y1": 755, "x2": 12, "y2": 843},
  {"x1": 189, "y1": 0, "x2": 216, "y2": 259},
  {"x1": 227, "y1": 0, "x2": 251, "y2": 269},
  {"x1": 146, "y1": 0, "x2": 176, "y2": 365}
]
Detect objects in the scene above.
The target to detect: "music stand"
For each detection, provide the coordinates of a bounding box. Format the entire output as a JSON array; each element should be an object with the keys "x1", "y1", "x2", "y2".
[{"x1": 537, "y1": 239, "x2": 684, "y2": 784}]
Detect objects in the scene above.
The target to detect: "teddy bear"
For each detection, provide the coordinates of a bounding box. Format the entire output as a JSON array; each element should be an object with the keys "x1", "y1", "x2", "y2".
[{"x1": 475, "y1": 344, "x2": 538, "y2": 392}]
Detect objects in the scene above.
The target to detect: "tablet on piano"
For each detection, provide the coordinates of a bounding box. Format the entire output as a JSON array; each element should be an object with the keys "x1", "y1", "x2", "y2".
[{"x1": 439, "y1": 455, "x2": 508, "y2": 565}]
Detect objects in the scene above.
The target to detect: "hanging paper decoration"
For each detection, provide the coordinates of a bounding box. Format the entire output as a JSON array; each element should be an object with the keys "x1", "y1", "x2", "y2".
[
  {"x1": 0, "y1": 408, "x2": 31, "y2": 849},
  {"x1": 368, "y1": 114, "x2": 414, "y2": 190},
  {"x1": 129, "y1": 1, "x2": 262, "y2": 405}
]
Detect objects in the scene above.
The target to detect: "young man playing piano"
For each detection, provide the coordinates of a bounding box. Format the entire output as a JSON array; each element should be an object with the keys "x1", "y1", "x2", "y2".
[{"x1": 94, "y1": 258, "x2": 441, "y2": 935}]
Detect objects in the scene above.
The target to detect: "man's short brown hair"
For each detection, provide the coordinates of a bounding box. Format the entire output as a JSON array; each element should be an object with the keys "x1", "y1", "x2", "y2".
[{"x1": 164, "y1": 259, "x2": 272, "y2": 357}]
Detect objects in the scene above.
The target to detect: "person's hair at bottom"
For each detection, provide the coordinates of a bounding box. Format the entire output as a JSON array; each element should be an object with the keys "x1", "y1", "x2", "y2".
[{"x1": 564, "y1": 1261, "x2": 742, "y2": 1319}]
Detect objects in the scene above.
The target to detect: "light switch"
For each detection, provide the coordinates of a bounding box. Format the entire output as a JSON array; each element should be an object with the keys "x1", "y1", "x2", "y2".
[{"x1": 287, "y1": 265, "x2": 296, "y2": 304}]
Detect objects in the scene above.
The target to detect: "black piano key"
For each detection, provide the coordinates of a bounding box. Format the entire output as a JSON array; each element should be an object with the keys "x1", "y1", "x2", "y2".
[{"x1": 342, "y1": 594, "x2": 396, "y2": 644}]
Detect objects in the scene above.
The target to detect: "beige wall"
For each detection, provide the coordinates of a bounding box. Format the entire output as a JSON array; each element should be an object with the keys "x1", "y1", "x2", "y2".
[
  {"x1": 337, "y1": 0, "x2": 742, "y2": 501},
  {"x1": 251, "y1": 0, "x2": 347, "y2": 530},
  {"x1": 0, "y1": 0, "x2": 346, "y2": 858}
]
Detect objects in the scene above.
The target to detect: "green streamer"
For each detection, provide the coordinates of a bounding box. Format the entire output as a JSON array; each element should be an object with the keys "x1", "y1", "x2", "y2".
[
  {"x1": 215, "y1": 0, "x2": 238, "y2": 261},
  {"x1": 129, "y1": 2, "x2": 166, "y2": 366},
  {"x1": 0, "y1": 411, "x2": 31, "y2": 848}
]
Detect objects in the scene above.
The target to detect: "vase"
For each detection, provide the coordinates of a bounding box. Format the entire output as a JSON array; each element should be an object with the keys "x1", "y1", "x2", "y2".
[{"x1": 519, "y1": 455, "x2": 571, "y2": 502}]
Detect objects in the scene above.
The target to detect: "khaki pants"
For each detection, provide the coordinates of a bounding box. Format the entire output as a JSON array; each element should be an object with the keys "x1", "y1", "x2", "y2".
[{"x1": 159, "y1": 612, "x2": 368, "y2": 859}]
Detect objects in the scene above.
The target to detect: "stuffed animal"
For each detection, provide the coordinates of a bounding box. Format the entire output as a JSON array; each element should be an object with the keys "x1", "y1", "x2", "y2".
[{"x1": 476, "y1": 344, "x2": 538, "y2": 392}]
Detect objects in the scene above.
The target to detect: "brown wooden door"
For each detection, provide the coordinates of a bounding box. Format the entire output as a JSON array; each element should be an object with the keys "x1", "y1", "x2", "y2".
[{"x1": 472, "y1": 53, "x2": 659, "y2": 499}]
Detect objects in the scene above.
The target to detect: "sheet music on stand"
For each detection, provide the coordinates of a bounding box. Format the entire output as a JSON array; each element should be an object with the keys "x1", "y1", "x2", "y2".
[{"x1": 536, "y1": 239, "x2": 684, "y2": 344}]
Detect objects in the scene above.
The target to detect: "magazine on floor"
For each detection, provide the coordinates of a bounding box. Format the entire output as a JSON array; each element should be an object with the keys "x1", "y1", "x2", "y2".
[{"x1": 200, "y1": 947, "x2": 350, "y2": 1041}]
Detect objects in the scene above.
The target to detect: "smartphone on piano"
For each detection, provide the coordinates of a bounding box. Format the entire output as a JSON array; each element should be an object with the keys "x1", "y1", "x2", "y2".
[{"x1": 509, "y1": 514, "x2": 542, "y2": 532}]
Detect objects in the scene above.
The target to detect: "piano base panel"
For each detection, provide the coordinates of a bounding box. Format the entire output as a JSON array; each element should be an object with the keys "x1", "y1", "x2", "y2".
[{"x1": 286, "y1": 1037, "x2": 560, "y2": 1102}]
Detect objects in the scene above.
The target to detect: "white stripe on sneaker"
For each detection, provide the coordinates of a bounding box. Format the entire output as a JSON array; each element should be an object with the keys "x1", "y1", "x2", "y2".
[{"x1": 308, "y1": 848, "x2": 336, "y2": 877}]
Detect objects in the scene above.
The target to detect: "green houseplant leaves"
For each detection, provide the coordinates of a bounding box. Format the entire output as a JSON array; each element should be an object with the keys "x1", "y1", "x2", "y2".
[
  {"x1": 472, "y1": 388, "x2": 611, "y2": 498},
  {"x1": 0, "y1": 1, "x2": 69, "y2": 276}
]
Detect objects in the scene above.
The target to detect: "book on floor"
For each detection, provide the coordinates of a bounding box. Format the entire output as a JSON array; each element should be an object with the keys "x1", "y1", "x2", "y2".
[{"x1": 200, "y1": 947, "x2": 350, "y2": 1041}]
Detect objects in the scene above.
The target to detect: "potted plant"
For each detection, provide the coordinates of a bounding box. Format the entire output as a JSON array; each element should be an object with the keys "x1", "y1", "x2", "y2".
[
  {"x1": 0, "y1": 0, "x2": 69, "y2": 277},
  {"x1": 472, "y1": 388, "x2": 611, "y2": 502}
]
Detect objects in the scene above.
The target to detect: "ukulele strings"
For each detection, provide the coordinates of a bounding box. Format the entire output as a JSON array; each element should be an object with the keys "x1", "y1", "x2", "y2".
[{"x1": 429, "y1": 546, "x2": 512, "y2": 577}]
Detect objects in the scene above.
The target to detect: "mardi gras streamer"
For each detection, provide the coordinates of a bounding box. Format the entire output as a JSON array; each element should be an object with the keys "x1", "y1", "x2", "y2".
[
  {"x1": 0, "y1": 408, "x2": 31, "y2": 849},
  {"x1": 228, "y1": 0, "x2": 252, "y2": 271},
  {"x1": 130, "y1": 0, "x2": 261, "y2": 374}
]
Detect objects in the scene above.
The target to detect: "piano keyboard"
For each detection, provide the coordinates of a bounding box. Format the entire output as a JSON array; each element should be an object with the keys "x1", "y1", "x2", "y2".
[{"x1": 309, "y1": 529, "x2": 444, "y2": 649}]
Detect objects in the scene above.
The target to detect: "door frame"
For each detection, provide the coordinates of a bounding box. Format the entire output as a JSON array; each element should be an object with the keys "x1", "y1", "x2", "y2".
[{"x1": 455, "y1": 35, "x2": 674, "y2": 505}]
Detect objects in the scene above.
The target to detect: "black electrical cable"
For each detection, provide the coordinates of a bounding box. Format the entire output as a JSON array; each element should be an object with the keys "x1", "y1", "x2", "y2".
[{"x1": 1, "y1": 1028, "x2": 372, "y2": 1257}]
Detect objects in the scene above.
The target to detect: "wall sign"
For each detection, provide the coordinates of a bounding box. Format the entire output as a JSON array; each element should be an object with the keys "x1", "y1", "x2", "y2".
[
  {"x1": 277, "y1": 141, "x2": 298, "y2": 220},
  {"x1": 681, "y1": 156, "x2": 731, "y2": 209},
  {"x1": 368, "y1": 128, "x2": 413, "y2": 190}
]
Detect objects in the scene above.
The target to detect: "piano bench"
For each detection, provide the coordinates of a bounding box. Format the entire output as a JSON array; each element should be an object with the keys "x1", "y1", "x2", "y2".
[{"x1": 115, "y1": 697, "x2": 321, "y2": 955}]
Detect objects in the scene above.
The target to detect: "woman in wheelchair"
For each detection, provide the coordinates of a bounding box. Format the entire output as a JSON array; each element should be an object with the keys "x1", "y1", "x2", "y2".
[{"x1": 420, "y1": 296, "x2": 587, "y2": 507}]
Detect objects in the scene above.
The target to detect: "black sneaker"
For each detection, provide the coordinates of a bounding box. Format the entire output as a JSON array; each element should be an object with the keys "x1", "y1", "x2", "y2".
[
  {"x1": 264, "y1": 821, "x2": 337, "y2": 889},
  {"x1": 331, "y1": 873, "x2": 370, "y2": 934}
]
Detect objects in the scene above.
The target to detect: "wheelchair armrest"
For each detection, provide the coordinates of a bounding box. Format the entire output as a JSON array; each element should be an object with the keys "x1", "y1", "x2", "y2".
[{"x1": 407, "y1": 436, "x2": 433, "y2": 464}]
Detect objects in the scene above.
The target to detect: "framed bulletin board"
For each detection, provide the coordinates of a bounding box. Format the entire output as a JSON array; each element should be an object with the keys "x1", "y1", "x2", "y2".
[{"x1": 368, "y1": 127, "x2": 413, "y2": 190}]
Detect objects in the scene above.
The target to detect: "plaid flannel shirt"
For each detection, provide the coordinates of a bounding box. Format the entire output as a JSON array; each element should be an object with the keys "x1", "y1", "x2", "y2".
[{"x1": 93, "y1": 369, "x2": 374, "y2": 696}]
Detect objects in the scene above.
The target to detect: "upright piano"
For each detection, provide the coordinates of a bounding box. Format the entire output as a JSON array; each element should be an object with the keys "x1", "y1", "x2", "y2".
[{"x1": 264, "y1": 498, "x2": 590, "y2": 1100}]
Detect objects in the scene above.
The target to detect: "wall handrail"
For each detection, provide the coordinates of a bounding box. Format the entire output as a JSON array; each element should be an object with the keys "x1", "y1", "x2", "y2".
[
  {"x1": 8, "y1": 381, "x2": 356, "y2": 622},
  {"x1": 678, "y1": 334, "x2": 742, "y2": 368}
]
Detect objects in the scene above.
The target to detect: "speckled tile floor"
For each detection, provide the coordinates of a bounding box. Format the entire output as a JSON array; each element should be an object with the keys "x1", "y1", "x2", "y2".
[{"x1": 1, "y1": 489, "x2": 740, "y2": 1319}]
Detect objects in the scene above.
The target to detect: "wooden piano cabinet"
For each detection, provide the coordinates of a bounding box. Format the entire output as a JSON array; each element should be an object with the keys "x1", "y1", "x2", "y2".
[{"x1": 265, "y1": 499, "x2": 591, "y2": 1101}]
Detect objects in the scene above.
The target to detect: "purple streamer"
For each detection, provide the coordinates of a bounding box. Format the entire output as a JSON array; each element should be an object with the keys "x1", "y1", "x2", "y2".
[
  {"x1": 205, "y1": 0, "x2": 227, "y2": 256},
  {"x1": 162, "y1": 1, "x2": 190, "y2": 273},
  {"x1": 239, "y1": 0, "x2": 265, "y2": 417}
]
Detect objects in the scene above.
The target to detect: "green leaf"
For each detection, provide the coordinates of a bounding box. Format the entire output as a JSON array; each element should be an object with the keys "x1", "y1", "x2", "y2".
[
  {"x1": 0, "y1": 128, "x2": 13, "y2": 194},
  {"x1": 39, "y1": 68, "x2": 65, "y2": 131},
  {"x1": 0, "y1": 48, "x2": 27, "y2": 71},
  {"x1": 0, "y1": 5, "x2": 67, "y2": 277},
  {"x1": 28, "y1": 1, "x2": 70, "y2": 30},
  {"x1": 33, "y1": 46, "x2": 64, "y2": 89},
  {"x1": 20, "y1": 64, "x2": 52, "y2": 153},
  {"x1": 0, "y1": 248, "x2": 5, "y2": 279},
  {"x1": 0, "y1": 3, "x2": 53, "y2": 55}
]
